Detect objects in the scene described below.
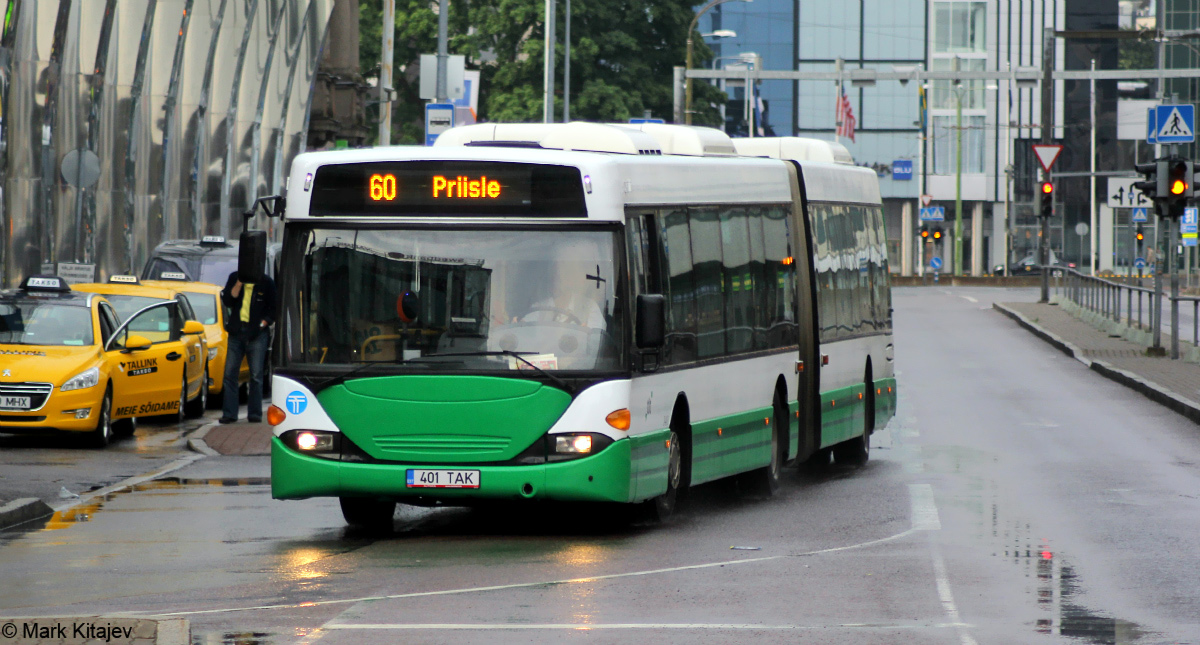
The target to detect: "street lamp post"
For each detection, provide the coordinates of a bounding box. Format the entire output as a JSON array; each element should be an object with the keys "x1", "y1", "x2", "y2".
[
  {"x1": 954, "y1": 82, "x2": 964, "y2": 276},
  {"x1": 685, "y1": 0, "x2": 751, "y2": 125}
]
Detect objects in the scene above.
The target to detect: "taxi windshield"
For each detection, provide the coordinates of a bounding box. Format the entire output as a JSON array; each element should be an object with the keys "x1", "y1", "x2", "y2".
[
  {"x1": 197, "y1": 257, "x2": 238, "y2": 285},
  {"x1": 0, "y1": 301, "x2": 94, "y2": 346},
  {"x1": 288, "y1": 227, "x2": 625, "y2": 372},
  {"x1": 184, "y1": 292, "x2": 219, "y2": 325},
  {"x1": 102, "y1": 295, "x2": 167, "y2": 322}
]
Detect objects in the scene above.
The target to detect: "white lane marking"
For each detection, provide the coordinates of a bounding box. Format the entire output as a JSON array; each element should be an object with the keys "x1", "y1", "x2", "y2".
[
  {"x1": 50, "y1": 453, "x2": 205, "y2": 513},
  {"x1": 960, "y1": 295, "x2": 979, "y2": 303},
  {"x1": 322, "y1": 622, "x2": 968, "y2": 631},
  {"x1": 138, "y1": 528, "x2": 925, "y2": 618},
  {"x1": 909, "y1": 484, "x2": 942, "y2": 531},
  {"x1": 930, "y1": 538, "x2": 979, "y2": 645}
]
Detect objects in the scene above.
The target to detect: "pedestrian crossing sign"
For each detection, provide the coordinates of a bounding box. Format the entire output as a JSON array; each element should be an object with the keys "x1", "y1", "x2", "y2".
[
  {"x1": 1155, "y1": 104, "x2": 1195, "y2": 143},
  {"x1": 1132, "y1": 207, "x2": 1149, "y2": 223}
]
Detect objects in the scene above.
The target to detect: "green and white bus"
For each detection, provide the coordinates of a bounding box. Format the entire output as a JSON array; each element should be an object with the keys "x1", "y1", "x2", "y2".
[{"x1": 267, "y1": 123, "x2": 896, "y2": 527}]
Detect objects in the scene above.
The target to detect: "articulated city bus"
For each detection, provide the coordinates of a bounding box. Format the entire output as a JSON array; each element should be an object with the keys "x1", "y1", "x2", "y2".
[{"x1": 266, "y1": 123, "x2": 896, "y2": 528}]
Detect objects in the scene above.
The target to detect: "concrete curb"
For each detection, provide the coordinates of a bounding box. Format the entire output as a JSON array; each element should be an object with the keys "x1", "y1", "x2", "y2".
[
  {"x1": 992, "y1": 302, "x2": 1091, "y2": 367},
  {"x1": 994, "y1": 302, "x2": 1200, "y2": 424},
  {"x1": 0, "y1": 497, "x2": 54, "y2": 532},
  {"x1": 185, "y1": 420, "x2": 220, "y2": 457},
  {"x1": 0, "y1": 616, "x2": 188, "y2": 644}
]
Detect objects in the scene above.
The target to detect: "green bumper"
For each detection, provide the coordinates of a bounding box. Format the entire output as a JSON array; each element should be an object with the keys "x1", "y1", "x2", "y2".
[{"x1": 271, "y1": 436, "x2": 634, "y2": 503}]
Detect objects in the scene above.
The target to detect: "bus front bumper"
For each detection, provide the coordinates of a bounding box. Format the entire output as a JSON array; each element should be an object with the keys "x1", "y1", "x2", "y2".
[{"x1": 271, "y1": 436, "x2": 633, "y2": 504}]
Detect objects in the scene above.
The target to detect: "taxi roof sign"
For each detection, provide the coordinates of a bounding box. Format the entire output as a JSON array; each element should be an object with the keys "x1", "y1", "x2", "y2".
[
  {"x1": 200, "y1": 235, "x2": 228, "y2": 246},
  {"x1": 158, "y1": 271, "x2": 188, "y2": 281},
  {"x1": 108, "y1": 275, "x2": 140, "y2": 284},
  {"x1": 20, "y1": 275, "x2": 70, "y2": 292}
]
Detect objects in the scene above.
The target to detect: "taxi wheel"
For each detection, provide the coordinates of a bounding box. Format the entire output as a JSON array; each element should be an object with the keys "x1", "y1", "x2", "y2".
[
  {"x1": 87, "y1": 386, "x2": 114, "y2": 449},
  {"x1": 174, "y1": 373, "x2": 187, "y2": 424},
  {"x1": 112, "y1": 415, "x2": 137, "y2": 437},
  {"x1": 185, "y1": 365, "x2": 208, "y2": 418}
]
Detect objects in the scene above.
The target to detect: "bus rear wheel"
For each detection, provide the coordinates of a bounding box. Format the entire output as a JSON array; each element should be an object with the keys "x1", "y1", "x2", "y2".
[
  {"x1": 339, "y1": 497, "x2": 396, "y2": 532},
  {"x1": 741, "y1": 398, "x2": 787, "y2": 496}
]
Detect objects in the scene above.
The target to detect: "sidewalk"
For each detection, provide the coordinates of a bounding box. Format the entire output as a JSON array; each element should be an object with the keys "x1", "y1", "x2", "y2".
[
  {"x1": 996, "y1": 300, "x2": 1200, "y2": 424},
  {"x1": 188, "y1": 419, "x2": 273, "y2": 456}
]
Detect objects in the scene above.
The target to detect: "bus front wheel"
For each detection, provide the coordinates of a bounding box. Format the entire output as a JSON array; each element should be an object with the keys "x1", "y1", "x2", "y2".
[
  {"x1": 339, "y1": 497, "x2": 396, "y2": 532},
  {"x1": 643, "y1": 429, "x2": 683, "y2": 522}
]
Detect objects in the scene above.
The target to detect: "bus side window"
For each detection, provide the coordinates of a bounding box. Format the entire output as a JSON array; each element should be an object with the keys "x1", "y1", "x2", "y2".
[{"x1": 659, "y1": 209, "x2": 697, "y2": 364}]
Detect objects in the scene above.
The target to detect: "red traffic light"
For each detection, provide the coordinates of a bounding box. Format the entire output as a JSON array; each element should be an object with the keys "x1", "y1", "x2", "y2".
[
  {"x1": 920, "y1": 229, "x2": 930, "y2": 239},
  {"x1": 1041, "y1": 182, "x2": 1054, "y2": 195},
  {"x1": 1136, "y1": 231, "x2": 1145, "y2": 241},
  {"x1": 1171, "y1": 179, "x2": 1187, "y2": 195}
]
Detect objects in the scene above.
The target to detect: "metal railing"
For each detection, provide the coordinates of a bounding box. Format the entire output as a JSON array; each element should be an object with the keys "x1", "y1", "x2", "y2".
[{"x1": 1054, "y1": 268, "x2": 1200, "y2": 349}]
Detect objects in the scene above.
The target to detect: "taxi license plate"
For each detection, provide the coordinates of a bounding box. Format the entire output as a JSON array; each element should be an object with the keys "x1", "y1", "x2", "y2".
[
  {"x1": 406, "y1": 469, "x2": 480, "y2": 489},
  {"x1": 0, "y1": 396, "x2": 31, "y2": 410}
]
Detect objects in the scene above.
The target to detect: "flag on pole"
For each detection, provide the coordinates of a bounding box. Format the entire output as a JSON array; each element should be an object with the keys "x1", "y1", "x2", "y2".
[
  {"x1": 836, "y1": 84, "x2": 856, "y2": 143},
  {"x1": 753, "y1": 83, "x2": 766, "y2": 137}
]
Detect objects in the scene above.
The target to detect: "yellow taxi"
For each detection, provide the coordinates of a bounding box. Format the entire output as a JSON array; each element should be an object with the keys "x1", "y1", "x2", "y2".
[
  {"x1": 0, "y1": 275, "x2": 206, "y2": 447},
  {"x1": 140, "y1": 277, "x2": 250, "y2": 401},
  {"x1": 72, "y1": 275, "x2": 210, "y2": 419}
]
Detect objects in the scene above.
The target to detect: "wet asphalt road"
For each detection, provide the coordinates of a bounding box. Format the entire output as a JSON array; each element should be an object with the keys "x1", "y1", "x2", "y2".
[{"x1": 2, "y1": 286, "x2": 1200, "y2": 644}]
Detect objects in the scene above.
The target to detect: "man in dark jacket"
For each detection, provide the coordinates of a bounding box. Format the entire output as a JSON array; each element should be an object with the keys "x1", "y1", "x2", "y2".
[{"x1": 219, "y1": 271, "x2": 277, "y2": 423}]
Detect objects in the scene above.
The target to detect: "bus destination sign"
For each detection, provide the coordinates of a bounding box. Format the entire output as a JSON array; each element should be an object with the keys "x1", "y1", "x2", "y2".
[{"x1": 310, "y1": 161, "x2": 587, "y2": 217}]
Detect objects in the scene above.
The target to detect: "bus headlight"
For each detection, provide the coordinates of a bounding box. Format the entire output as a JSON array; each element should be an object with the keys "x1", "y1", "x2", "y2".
[
  {"x1": 282, "y1": 429, "x2": 339, "y2": 455},
  {"x1": 61, "y1": 367, "x2": 99, "y2": 391},
  {"x1": 208, "y1": 347, "x2": 219, "y2": 361}
]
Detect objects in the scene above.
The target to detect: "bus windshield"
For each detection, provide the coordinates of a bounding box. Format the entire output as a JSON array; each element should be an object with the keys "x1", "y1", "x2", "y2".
[{"x1": 291, "y1": 227, "x2": 625, "y2": 372}]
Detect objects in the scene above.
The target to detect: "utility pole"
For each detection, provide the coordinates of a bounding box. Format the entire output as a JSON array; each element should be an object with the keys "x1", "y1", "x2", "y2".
[
  {"x1": 436, "y1": 0, "x2": 449, "y2": 102},
  {"x1": 378, "y1": 0, "x2": 395, "y2": 145},
  {"x1": 1039, "y1": 28, "x2": 1055, "y2": 303},
  {"x1": 542, "y1": 0, "x2": 556, "y2": 123}
]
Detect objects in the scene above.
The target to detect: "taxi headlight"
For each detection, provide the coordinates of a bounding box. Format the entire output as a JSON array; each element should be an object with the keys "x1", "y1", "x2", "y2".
[
  {"x1": 208, "y1": 347, "x2": 219, "y2": 361},
  {"x1": 61, "y1": 367, "x2": 100, "y2": 391}
]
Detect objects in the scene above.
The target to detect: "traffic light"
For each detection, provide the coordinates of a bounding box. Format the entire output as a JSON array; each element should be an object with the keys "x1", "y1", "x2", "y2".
[
  {"x1": 919, "y1": 225, "x2": 930, "y2": 241},
  {"x1": 1135, "y1": 224, "x2": 1145, "y2": 246},
  {"x1": 1164, "y1": 159, "x2": 1193, "y2": 217},
  {"x1": 932, "y1": 226, "x2": 943, "y2": 241},
  {"x1": 1039, "y1": 181, "x2": 1054, "y2": 218}
]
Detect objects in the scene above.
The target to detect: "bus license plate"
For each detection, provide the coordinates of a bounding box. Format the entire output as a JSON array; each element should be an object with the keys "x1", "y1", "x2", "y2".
[
  {"x1": 0, "y1": 396, "x2": 31, "y2": 410},
  {"x1": 406, "y1": 469, "x2": 480, "y2": 489}
]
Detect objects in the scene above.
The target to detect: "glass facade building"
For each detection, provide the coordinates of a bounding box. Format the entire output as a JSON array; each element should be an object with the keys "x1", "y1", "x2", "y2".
[
  {"x1": 701, "y1": 0, "x2": 1123, "y2": 275},
  {"x1": 0, "y1": 0, "x2": 340, "y2": 288}
]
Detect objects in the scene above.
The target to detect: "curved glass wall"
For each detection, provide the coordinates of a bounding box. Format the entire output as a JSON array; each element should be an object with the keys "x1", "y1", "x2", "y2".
[{"x1": 0, "y1": 0, "x2": 334, "y2": 287}]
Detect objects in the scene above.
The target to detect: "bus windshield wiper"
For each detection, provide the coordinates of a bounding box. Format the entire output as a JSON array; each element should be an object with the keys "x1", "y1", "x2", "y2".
[
  {"x1": 314, "y1": 360, "x2": 396, "y2": 389},
  {"x1": 427, "y1": 350, "x2": 575, "y2": 394}
]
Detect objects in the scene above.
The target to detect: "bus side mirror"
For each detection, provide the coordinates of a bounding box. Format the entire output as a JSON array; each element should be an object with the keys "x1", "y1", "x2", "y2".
[{"x1": 636, "y1": 294, "x2": 665, "y2": 349}]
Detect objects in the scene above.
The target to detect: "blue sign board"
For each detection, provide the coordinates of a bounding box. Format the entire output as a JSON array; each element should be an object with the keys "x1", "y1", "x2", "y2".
[
  {"x1": 920, "y1": 206, "x2": 945, "y2": 221},
  {"x1": 1147, "y1": 107, "x2": 1158, "y2": 144},
  {"x1": 1154, "y1": 104, "x2": 1195, "y2": 144},
  {"x1": 629, "y1": 118, "x2": 666, "y2": 124},
  {"x1": 892, "y1": 160, "x2": 913, "y2": 181},
  {"x1": 1131, "y1": 207, "x2": 1149, "y2": 223},
  {"x1": 1185, "y1": 236, "x2": 1199, "y2": 247},
  {"x1": 1183, "y1": 207, "x2": 1198, "y2": 235},
  {"x1": 930, "y1": 257, "x2": 943, "y2": 270},
  {"x1": 1134, "y1": 257, "x2": 1147, "y2": 269},
  {"x1": 425, "y1": 103, "x2": 455, "y2": 146}
]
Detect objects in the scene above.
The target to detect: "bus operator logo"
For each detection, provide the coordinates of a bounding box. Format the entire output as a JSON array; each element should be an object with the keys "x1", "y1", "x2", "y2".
[{"x1": 286, "y1": 391, "x2": 308, "y2": 415}]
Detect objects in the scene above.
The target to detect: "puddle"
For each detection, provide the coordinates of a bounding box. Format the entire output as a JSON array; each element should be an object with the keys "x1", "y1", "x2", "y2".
[
  {"x1": 1001, "y1": 532, "x2": 1150, "y2": 643},
  {"x1": 192, "y1": 631, "x2": 276, "y2": 645},
  {"x1": 34, "y1": 477, "x2": 272, "y2": 531}
]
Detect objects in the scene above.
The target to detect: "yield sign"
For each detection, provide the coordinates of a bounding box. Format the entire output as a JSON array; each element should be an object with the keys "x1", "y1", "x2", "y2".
[
  {"x1": 920, "y1": 194, "x2": 932, "y2": 207},
  {"x1": 1032, "y1": 144, "x2": 1064, "y2": 172}
]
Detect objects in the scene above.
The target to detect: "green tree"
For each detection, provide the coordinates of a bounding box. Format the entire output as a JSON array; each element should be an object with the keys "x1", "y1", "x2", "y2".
[
  {"x1": 1119, "y1": 28, "x2": 1156, "y2": 71},
  {"x1": 360, "y1": 0, "x2": 725, "y2": 143}
]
